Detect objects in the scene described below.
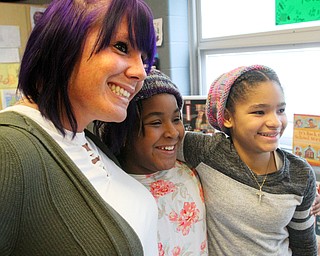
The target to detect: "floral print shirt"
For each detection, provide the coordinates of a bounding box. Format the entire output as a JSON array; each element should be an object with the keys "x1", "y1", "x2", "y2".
[{"x1": 131, "y1": 160, "x2": 208, "y2": 256}]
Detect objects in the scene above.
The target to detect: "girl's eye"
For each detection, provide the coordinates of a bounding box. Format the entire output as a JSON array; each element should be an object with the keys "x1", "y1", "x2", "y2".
[
  {"x1": 114, "y1": 42, "x2": 128, "y2": 54},
  {"x1": 150, "y1": 121, "x2": 162, "y2": 126},
  {"x1": 173, "y1": 116, "x2": 182, "y2": 123},
  {"x1": 143, "y1": 120, "x2": 162, "y2": 127},
  {"x1": 278, "y1": 108, "x2": 286, "y2": 114},
  {"x1": 252, "y1": 111, "x2": 264, "y2": 115}
]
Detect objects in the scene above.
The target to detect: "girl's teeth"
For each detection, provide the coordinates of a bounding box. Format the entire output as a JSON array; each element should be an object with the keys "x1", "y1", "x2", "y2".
[
  {"x1": 161, "y1": 146, "x2": 174, "y2": 151},
  {"x1": 110, "y1": 84, "x2": 130, "y2": 98},
  {"x1": 260, "y1": 133, "x2": 277, "y2": 137}
]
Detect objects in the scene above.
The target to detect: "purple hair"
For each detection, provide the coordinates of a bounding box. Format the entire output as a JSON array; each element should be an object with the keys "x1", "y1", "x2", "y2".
[{"x1": 18, "y1": 0, "x2": 156, "y2": 136}]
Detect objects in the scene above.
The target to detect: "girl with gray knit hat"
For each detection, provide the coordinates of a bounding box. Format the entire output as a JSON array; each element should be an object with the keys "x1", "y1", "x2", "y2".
[
  {"x1": 178, "y1": 64, "x2": 318, "y2": 255},
  {"x1": 95, "y1": 68, "x2": 208, "y2": 255}
]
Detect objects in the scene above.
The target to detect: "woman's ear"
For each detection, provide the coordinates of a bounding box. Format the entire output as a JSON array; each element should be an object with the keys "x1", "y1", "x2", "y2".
[{"x1": 223, "y1": 109, "x2": 233, "y2": 128}]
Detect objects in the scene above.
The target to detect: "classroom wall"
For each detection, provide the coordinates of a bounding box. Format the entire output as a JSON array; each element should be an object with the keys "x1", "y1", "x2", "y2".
[
  {"x1": 145, "y1": 0, "x2": 190, "y2": 96},
  {"x1": 0, "y1": 3, "x2": 32, "y2": 58},
  {"x1": 0, "y1": 2, "x2": 47, "y2": 110},
  {"x1": 0, "y1": 1, "x2": 190, "y2": 98},
  {"x1": 0, "y1": 3, "x2": 28, "y2": 109}
]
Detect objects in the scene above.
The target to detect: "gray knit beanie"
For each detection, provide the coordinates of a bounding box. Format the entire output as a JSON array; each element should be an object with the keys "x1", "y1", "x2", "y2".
[{"x1": 134, "y1": 68, "x2": 183, "y2": 109}]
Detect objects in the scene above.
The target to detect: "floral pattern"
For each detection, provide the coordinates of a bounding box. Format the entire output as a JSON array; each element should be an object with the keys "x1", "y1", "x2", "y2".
[
  {"x1": 169, "y1": 202, "x2": 200, "y2": 236},
  {"x1": 150, "y1": 180, "x2": 177, "y2": 199},
  {"x1": 131, "y1": 161, "x2": 208, "y2": 256}
]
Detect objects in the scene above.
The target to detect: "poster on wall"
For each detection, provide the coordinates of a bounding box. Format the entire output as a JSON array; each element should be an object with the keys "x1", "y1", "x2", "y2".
[
  {"x1": 292, "y1": 114, "x2": 320, "y2": 166},
  {"x1": 0, "y1": 88, "x2": 21, "y2": 110},
  {"x1": 0, "y1": 63, "x2": 19, "y2": 111},
  {"x1": 0, "y1": 63, "x2": 19, "y2": 88},
  {"x1": 276, "y1": 0, "x2": 320, "y2": 25},
  {"x1": 182, "y1": 96, "x2": 215, "y2": 134},
  {"x1": 153, "y1": 18, "x2": 163, "y2": 47},
  {"x1": 30, "y1": 6, "x2": 47, "y2": 29}
]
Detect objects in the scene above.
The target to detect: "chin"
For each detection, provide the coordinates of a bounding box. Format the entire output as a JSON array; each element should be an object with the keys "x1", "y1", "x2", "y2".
[
  {"x1": 161, "y1": 163, "x2": 176, "y2": 171},
  {"x1": 111, "y1": 112, "x2": 127, "y2": 123}
]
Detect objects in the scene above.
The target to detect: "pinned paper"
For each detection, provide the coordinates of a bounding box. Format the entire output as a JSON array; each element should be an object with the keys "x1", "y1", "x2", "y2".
[
  {"x1": 0, "y1": 88, "x2": 21, "y2": 110},
  {"x1": 0, "y1": 48, "x2": 20, "y2": 63},
  {"x1": 0, "y1": 63, "x2": 20, "y2": 88},
  {"x1": 0, "y1": 25, "x2": 20, "y2": 48}
]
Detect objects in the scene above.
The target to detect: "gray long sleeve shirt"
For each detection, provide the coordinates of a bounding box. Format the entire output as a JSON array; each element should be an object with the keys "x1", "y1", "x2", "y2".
[{"x1": 180, "y1": 131, "x2": 317, "y2": 256}]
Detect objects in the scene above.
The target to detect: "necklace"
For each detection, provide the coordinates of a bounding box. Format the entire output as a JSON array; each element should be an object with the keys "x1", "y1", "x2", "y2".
[{"x1": 247, "y1": 152, "x2": 273, "y2": 204}]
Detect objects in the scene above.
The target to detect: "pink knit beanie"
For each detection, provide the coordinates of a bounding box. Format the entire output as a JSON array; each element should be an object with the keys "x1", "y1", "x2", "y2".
[{"x1": 206, "y1": 64, "x2": 275, "y2": 132}]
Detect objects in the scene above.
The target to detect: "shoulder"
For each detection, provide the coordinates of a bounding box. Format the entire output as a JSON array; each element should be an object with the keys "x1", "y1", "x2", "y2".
[
  {"x1": 281, "y1": 149, "x2": 314, "y2": 174},
  {"x1": 279, "y1": 149, "x2": 316, "y2": 192},
  {"x1": 184, "y1": 131, "x2": 229, "y2": 150},
  {"x1": 175, "y1": 160, "x2": 198, "y2": 175}
]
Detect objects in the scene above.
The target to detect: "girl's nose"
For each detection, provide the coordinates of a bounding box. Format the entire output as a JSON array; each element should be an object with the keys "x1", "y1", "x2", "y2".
[
  {"x1": 266, "y1": 113, "x2": 282, "y2": 128},
  {"x1": 164, "y1": 123, "x2": 180, "y2": 138}
]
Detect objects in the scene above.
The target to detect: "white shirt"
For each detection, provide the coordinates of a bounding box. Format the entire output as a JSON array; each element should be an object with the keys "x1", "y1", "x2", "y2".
[{"x1": 2, "y1": 105, "x2": 159, "y2": 256}]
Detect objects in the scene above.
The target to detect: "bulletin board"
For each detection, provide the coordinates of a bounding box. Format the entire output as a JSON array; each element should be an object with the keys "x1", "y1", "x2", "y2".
[
  {"x1": 0, "y1": 3, "x2": 46, "y2": 110},
  {"x1": 276, "y1": 0, "x2": 320, "y2": 25}
]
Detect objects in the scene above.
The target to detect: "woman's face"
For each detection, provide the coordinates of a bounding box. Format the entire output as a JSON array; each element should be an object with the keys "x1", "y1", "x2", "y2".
[
  {"x1": 68, "y1": 17, "x2": 147, "y2": 131},
  {"x1": 124, "y1": 94, "x2": 185, "y2": 175}
]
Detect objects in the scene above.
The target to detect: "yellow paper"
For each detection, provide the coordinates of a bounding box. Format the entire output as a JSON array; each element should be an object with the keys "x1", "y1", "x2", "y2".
[
  {"x1": 0, "y1": 63, "x2": 19, "y2": 88},
  {"x1": 293, "y1": 114, "x2": 320, "y2": 166}
]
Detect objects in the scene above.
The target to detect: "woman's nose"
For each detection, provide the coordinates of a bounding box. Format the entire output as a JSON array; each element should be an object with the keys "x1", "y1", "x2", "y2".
[{"x1": 125, "y1": 52, "x2": 147, "y2": 81}]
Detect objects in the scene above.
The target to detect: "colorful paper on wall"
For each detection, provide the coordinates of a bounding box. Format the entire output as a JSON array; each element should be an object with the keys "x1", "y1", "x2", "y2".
[
  {"x1": 0, "y1": 88, "x2": 21, "y2": 110},
  {"x1": 293, "y1": 114, "x2": 320, "y2": 166},
  {"x1": 0, "y1": 63, "x2": 19, "y2": 88},
  {"x1": 276, "y1": 0, "x2": 320, "y2": 25}
]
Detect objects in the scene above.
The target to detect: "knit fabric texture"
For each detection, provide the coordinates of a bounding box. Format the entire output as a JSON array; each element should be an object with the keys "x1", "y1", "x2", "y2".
[
  {"x1": 134, "y1": 68, "x2": 183, "y2": 109},
  {"x1": 206, "y1": 64, "x2": 275, "y2": 132}
]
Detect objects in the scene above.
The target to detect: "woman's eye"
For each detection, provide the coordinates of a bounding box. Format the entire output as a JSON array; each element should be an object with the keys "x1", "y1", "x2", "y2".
[{"x1": 114, "y1": 42, "x2": 128, "y2": 54}]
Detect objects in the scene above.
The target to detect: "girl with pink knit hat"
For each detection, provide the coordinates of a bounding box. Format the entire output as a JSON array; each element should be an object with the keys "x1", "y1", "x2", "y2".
[{"x1": 179, "y1": 65, "x2": 318, "y2": 255}]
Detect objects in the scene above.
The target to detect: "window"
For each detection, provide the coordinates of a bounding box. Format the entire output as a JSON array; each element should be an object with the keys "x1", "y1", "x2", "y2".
[
  {"x1": 193, "y1": 0, "x2": 320, "y2": 150},
  {"x1": 200, "y1": 0, "x2": 320, "y2": 38}
]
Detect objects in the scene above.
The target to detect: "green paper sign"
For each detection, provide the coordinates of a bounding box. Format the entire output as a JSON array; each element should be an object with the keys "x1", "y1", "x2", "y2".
[{"x1": 276, "y1": 0, "x2": 320, "y2": 25}]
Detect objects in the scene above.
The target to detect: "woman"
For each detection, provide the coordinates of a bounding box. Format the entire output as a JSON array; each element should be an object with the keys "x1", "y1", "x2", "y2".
[{"x1": 0, "y1": 0, "x2": 158, "y2": 255}]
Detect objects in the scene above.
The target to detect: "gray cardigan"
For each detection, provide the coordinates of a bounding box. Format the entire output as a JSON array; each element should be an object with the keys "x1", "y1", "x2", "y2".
[{"x1": 0, "y1": 111, "x2": 143, "y2": 256}]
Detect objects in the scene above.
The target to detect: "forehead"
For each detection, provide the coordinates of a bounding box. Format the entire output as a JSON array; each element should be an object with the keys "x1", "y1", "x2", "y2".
[
  {"x1": 239, "y1": 81, "x2": 284, "y2": 104},
  {"x1": 141, "y1": 94, "x2": 178, "y2": 112}
]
